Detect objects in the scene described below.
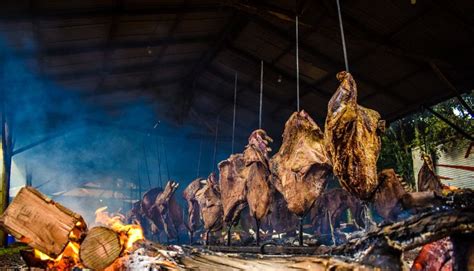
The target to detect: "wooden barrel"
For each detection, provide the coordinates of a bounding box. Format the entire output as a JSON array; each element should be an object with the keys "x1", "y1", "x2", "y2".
[{"x1": 79, "y1": 226, "x2": 122, "y2": 270}]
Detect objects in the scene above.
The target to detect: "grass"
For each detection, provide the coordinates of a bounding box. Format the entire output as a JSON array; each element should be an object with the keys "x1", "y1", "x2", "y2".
[{"x1": 0, "y1": 244, "x2": 29, "y2": 256}]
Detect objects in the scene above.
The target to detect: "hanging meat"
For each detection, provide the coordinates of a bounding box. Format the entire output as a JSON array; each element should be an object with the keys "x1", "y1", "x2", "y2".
[
  {"x1": 265, "y1": 191, "x2": 298, "y2": 234},
  {"x1": 168, "y1": 196, "x2": 184, "y2": 242},
  {"x1": 373, "y1": 169, "x2": 408, "y2": 222},
  {"x1": 311, "y1": 188, "x2": 364, "y2": 245},
  {"x1": 243, "y1": 129, "x2": 273, "y2": 245},
  {"x1": 141, "y1": 181, "x2": 180, "y2": 242},
  {"x1": 270, "y1": 110, "x2": 332, "y2": 245},
  {"x1": 127, "y1": 200, "x2": 157, "y2": 239},
  {"x1": 195, "y1": 172, "x2": 223, "y2": 244},
  {"x1": 325, "y1": 71, "x2": 385, "y2": 200},
  {"x1": 183, "y1": 178, "x2": 205, "y2": 244},
  {"x1": 270, "y1": 110, "x2": 332, "y2": 217},
  {"x1": 417, "y1": 153, "x2": 443, "y2": 193},
  {"x1": 218, "y1": 154, "x2": 247, "y2": 227}
]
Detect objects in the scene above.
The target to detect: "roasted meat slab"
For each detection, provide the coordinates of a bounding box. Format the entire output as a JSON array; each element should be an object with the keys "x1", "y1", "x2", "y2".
[
  {"x1": 243, "y1": 129, "x2": 273, "y2": 244},
  {"x1": 218, "y1": 154, "x2": 247, "y2": 226},
  {"x1": 243, "y1": 129, "x2": 273, "y2": 222},
  {"x1": 373, "y1": 169, "x2": 407, "y2": 221},
  {"x1": 141, "y1": 181, "x2": 180, "y2": 241},
  {"x1": 325, "y1": 71, "x2": 385, "y2": 200},
  {"x1": 265, "y1": 191, "x2": 298, "y2": 234},
  {"x1": 195, "y1": 173, "x2": 223, "y2": 236},
  {"x1": 270, "y1": 110, "x2": 332, "y2": 217},
  {"x1": 417, "y1": 153, "x2": 443, "y2": 193},
  {"x1": 183, "y1": 178, "x2": 205, "y2": 242},
  {"x1": 311, "y1": 188, "x2": 364, "y2": 244}
]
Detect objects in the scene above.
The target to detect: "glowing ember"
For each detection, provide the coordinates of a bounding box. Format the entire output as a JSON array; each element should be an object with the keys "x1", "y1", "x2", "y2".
[
  {"x1": 33, "y1": 241, "x2": 81, "y2": 270},
  {"x1": 95, "y1": 206, "x2": 144, "y2": 251},
  {"x1": 31, "y1": 208, "x2": 144, "y2": 270}
]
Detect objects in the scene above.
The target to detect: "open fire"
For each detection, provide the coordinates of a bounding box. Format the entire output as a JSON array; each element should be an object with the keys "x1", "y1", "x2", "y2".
[
  {"x1": 31, "y1": 206, "x2": 145, "y2": 270},
  {"x1": 95, "y1": 206, "x2": 144, "y2": 252}
]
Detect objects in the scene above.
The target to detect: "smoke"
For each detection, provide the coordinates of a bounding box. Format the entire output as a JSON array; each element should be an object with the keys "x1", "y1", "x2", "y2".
[{"x1": 0, "y1": 36, "x2": 232, "y2": 224}]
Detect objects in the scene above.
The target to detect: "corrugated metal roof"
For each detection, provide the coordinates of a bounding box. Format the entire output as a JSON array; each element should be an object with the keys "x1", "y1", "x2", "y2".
[{"x1": 0, "y1": 0, "x2": 472, "y2": 138}]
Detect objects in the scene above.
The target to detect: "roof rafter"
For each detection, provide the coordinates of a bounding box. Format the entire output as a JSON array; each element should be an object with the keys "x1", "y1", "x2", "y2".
[
  {"x1": 177, "y1": 11, "x2": 250, "y2": 123},
  {"x1": 42, "y1": 58, "x2": 194, "y2": 81},
  {"x1": 0, "y1": 5, "x2": 231, "y2": 20},
  {"x1": 15, "y1": 34, "x2": 215, "y2": 58}
]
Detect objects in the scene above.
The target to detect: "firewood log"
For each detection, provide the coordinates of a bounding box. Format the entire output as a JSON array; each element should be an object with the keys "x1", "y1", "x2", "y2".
[
  {"x1": 79, "y1": 227, "x2": 122, "y2": 270},
  {"x1": 0, "y1": 187, "x2": 86, "y2": 258}
]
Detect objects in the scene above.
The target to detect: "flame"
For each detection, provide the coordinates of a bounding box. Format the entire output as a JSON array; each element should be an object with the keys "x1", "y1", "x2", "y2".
[
  {"x1": 31, "y1": 207, "x2": 144, "y2": 270},
  {"x1": 33, "y1": 241, "x2": 81, "y2": 270},
  {"x1": 95, "y1": 206, "x2": 144, "y2": 251}
]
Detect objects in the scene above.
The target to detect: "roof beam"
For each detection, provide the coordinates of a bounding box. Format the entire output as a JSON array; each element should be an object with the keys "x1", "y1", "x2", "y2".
[
  {"x1": 87, "y1": 75, "x2": 184, "y2": 96},
  {"x1": 14, "y1": 34, "x2": 215, "y2": 58},
  {"x1": 178, "y1": 12, "x2": 250, "y2": 123},
  {"x1": 140, "y1": 0, "x2": 191, "y2": 91},
  {"x1": 94, "y1": 0, "x2": 122, "y2": 94},
  {"x1": 41, "y1": 58, "x2": 194, "y2": 81},
  {"x1": 228, "y1": 45, "x2": 331, "y2": 100},
  {"x1": 248, "y1": 16, "x2": 410, "y2": 114},
  {"x1": 0, "y1": 5, "x2": 231, "y2": 20}
]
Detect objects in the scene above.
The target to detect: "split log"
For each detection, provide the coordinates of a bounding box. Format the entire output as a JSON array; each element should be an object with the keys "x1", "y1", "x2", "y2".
[
  {"x1": 79, "y1": 226, "x2": 122, "y2": 270},
  {"x1": 0, "y1": 187, "x2": 86, "y2": 258}
]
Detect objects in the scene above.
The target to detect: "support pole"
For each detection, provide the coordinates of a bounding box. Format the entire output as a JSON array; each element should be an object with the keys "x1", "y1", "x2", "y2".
[
  {"x1": 298, "y1": 216, "x2": 304, "y2": 246},
  {"x1": 155, "y1": 135, "x2": 162, "y2": 188},
  {"x1": 259, "y1": 61, "x2": 263, "y2": 129},
  {"x1": 430, "y1": 63, "x2": 474, "y2": 117},
  {"x1": 0, "y1": 96, "x2": 12, "y2": 247},
  {"x1": 255, "y1": 218, "x2": 261, "y2": 246},
  {"x1": 226, "y1": 225, "x2": 232, "y2": 246},
  {"x1": 336, "y1": 0, "x2": 349, "y2": 72},
  {"x1": 189, "y1": 230, "x2": 194, "y2": 245},
  {"x1": 211, "y1": 115, "x2": 220, "y2": 173},
  {"x1": 142, "y1": 141, "x2": 151, "y2": 188},
  {"x1": 137, "y1": 162, "x2": 142, "y2": 199},
  {"x1": 206, "y1": 230, "x2": 210, "y2": 246},
  {"x1": 424, "y1": 106, "x2": 474, "y2": 141},
  {"x1": 162, "y1": 137, "x2": 171, "y2": 181}
]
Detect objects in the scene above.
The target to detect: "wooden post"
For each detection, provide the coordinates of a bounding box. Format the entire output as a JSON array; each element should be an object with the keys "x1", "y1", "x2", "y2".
[{"x1": 0, "y1": 97, "x2": 13, "y2": 247}]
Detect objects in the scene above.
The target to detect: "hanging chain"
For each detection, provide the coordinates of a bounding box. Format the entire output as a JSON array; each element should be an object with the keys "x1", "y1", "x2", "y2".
[
  {"x1": 142, "y1": 141, "x2": 151, "y2": 188},
  {"x1": 259, "y1": 60, "x2": 263, "y2": 129},
  {"x1": 336, "y1": 0, "x2": 349, "y2": 72},
  {"x1": 232, "y1": 72, "x2": 238, "y2": 154},
  {"x1": 161, "y1": 137, "x2": 170, "y2": 181},
  {"x1": 196, "y1": 135, "x2": 203, "y2": 178},
  {"x1": 296, "y1": 15, "x2": 300, "y2": 112},
  {"x1": 155, "y1": 135, "x2": 162, "y2": 188},
  {"x1": 212, "y1": 115, "x2": 220, "y2": 172}
]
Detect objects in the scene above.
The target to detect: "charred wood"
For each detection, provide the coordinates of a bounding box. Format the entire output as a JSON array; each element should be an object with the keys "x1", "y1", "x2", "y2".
[{"x1": 0, "y1": 187, "x2": 87, "y2": 258}]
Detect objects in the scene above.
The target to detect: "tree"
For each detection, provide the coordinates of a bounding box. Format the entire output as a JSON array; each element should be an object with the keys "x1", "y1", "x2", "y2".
[{"x1": 378, "y1": 92, "x2": 473, "y2": 187}]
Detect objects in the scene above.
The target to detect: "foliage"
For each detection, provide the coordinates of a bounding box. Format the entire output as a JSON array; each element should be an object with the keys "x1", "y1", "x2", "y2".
[
  {"x1": 0, "y1": 244, "x2": 28, "y2": 256},
  {"x1": 378, "y1": 92, "x2": 473, "y2": 186}
]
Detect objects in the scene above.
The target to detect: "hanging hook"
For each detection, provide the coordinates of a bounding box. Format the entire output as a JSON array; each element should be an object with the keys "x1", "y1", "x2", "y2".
[
  {"x1": 259, "y1": 61, "x2": 263, "y2": 129},
  {"x1": 232, "y1": 72, "x2": 238, "y2": 154},
  {"x1": 296, "y1": 15, "x2": 300, "y2": 112},
  {"x1": 336, "y1": 0, "x2": 349, "y2": 72}
]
